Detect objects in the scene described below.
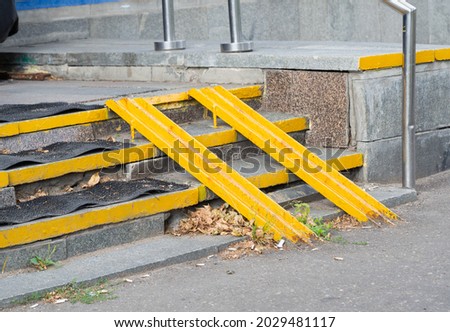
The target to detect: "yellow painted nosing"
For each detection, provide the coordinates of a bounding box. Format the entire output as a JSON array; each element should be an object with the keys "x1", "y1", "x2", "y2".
[
  {"x1": 0, "y1": 172, "x2": 8, "y2": 187},
  {"x1": 359, "y1": 53, "x2": 403, "y2": 71},
  {"x1": 0, "y1": 188, "x2": 199, "y2": 249},
  {"x1": 0, "y1": 108, "x2": 109, "y2": 138},
  {"x1": 435, "y1": 48, "x2": 450, "y2": 61},
  {"x1": 359, "y1": 50, "x2": 436, "y2": 71},
  {"x1": 1, "y1": 116, "x2": 306, "y2": 188},
  {"x1": 144, "y1": 85, "x2": 263, "y2": 110},
  {"x1": 416, "y1": 50, "x2": 435, "y2": 64},
  {"x1": 327, "y1": 153, "x2": 364, "y2": 171}
]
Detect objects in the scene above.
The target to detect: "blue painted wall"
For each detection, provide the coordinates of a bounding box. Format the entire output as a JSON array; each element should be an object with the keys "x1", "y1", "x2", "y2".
[{"x1": 16, "y1": 0, "x2": 119, "y2": 11}]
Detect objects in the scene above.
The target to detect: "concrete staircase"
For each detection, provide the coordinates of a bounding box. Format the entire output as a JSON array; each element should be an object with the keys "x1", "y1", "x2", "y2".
[{"x1": 0, "y1": 86, "x2": 416, "y2": 274}]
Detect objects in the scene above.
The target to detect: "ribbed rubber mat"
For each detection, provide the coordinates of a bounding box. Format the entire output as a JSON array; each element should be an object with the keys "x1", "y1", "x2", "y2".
[
  {"x1": 0, "y1": 102, "x2": 103, "y2": 123},
  {"x1": 0, "y1": 179, "x2": 189, "y2": 225},
  {"x1": 0, "y1": 140, "x2": 133, "y2": 170}
]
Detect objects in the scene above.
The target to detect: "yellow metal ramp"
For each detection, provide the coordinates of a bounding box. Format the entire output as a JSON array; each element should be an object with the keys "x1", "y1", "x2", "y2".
[
  {"x1": 105, "y1": 97, "x2": 314, "y2": 244},
  {"x1": 189, "y1": 86, "x2": 398, "y2": 223}
]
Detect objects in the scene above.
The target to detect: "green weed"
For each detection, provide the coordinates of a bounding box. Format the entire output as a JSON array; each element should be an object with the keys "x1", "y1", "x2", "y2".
[
  {"x1": 294, "y1": 203, "x2": 332, "y2": 240},
  {"x1": 30, "y1": 245, "x2": 57, "y2": 271}
]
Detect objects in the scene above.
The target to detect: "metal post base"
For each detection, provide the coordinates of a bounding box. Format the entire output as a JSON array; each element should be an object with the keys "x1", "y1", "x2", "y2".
[
  {"x1": 154, "y1": 40, "x2": 186, "y2": 51},
  {"x1": 220, "y1": 41, "x2": 253, "y2": 53}
]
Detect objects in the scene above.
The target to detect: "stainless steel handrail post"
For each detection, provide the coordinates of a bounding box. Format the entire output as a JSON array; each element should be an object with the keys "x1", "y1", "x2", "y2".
[
  {"x1": 221, "y1": 0, "x2": 253, "y2": 53},
  {"x1": 154, "y1": 0, "x2": 186, "y2": 51},
  {"x1": 382, "y1": 0, "x2": 417, "y2": 189}
]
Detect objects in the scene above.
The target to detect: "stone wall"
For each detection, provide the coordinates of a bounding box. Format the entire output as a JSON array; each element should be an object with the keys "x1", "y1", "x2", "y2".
[
  {"x1": 5, "y1": 0, "x2": 450, "y2": 46},
  {"x1": 263, "y1": 61, "x2": 450, "y2": 183}
]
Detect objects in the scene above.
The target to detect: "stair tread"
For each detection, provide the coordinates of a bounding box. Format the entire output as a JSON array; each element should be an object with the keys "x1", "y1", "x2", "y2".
[
  {"x1": 0, "y1": 113, "x2": 308, "y2": 187},
  {"x1": 0, "y1": 102, "x2": 102, "y2": 123},
  {"x1": 0, "y1": 140, "x2": 130, "y2": 170},
  {"x1": 0, "y1": 178, "x2": 188, "y2": 225}
]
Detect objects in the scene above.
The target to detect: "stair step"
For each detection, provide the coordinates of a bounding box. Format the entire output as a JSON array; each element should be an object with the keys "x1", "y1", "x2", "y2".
[
  {"x1": 0, "y1": 234, "x2": 241, "y2": 307},
  {"x1": 0, "y1": 149, "x2": 363, "y2": 249},
  {"x1": 0, "y1": 113, "x2": 307, "y2": 188},
  {"x1": 0, "y1": 86, "x2": 262, "y2": 139}
]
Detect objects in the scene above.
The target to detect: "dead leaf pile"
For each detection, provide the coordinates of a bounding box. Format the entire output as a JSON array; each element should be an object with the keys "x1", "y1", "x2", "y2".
[
  {"x1": 173, "y1": 204, "x2": 252, "y2": 237},
  {"x1": 173, "y1": 204, "x2": 277, "y2": 259},
  {"x1": 18, "y1": 189, "x2": 48, "y2": 203},
  {"x1": 332, "y1": 214, "x2": 361, "y2": 230}
]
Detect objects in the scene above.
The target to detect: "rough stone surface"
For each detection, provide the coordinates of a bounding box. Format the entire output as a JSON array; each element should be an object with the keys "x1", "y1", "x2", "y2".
[
  {"x1": 5, "y1": 0, "x2": 450, "y2": 46},
  {"x1": 66, "y1": 214, "x2": 166, "y2": 257},
  {"x1": 356, "y1": 128, "x2": 450, "y2": 183},
  {"x1": 0, "y1": 187, "x2": 16, "y2": 209},
  {"x1": 89, "y1": 15, "x2": 140, "y2": 40},
  {"x1": 350, "y1": 62, "x2": 450, "y2": 142},
  {"x1": 2, "y1": 19, "x2": 89, "y2": 47},
  {"x1": 0, "y1": 239, "x2": 66, "y2": 273},
  {"x1": 0, "y1": 213, "x2": 167, "y2": 272},
  {"x1": 0, "y1": 125, "x2": 95, "y2": 153},
  {"x1": 264, "y1": 70, "x2": 349, "y2": 147}
]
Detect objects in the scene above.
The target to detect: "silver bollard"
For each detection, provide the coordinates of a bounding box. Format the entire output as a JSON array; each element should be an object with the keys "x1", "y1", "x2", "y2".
[
  {"x1": 221, "y1": 0, "x2": 253, "y2": 53},
  {"x1": 154, "y1": 0, "x2": 185, "y2": 51},
  {"x1": 382, "y1": 0, "x2": 417, "y2": 189}
]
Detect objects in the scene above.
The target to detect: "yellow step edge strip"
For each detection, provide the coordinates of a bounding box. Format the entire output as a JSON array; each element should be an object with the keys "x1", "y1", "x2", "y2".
[
  {"x1": 190, "y1": 86, "x2": 396, "y2": 223},
  {"x1": 0, "y1": 108, "x2": 110, "y2": 138},
  {"x1": 0, "y1": 116, "x2": 307, "y2": 188},
  {"x1": 106, "y1": 98, "x2": 315, "y2": 243},
  {"x1": 359, "y1": 50, "x2": 435, "y2": 71},
  {"x1": 6, "y1": 144, "x2": 156, "y2": 187},
  {"x1": 0, "y1": 188, "x2": 199, "y2": 249},
  {"x1": 0, "y1": 151, "x2": 363, "y2": 249},
  {"x1": 435, "y1": 48, "x2": 450, "y2": 61},
  {"x1": 144, "y1": 85, "x2": 262, "y2": 106},
  {"x1": 0, "y1": 86, "x2": 263, "y2": 139}
]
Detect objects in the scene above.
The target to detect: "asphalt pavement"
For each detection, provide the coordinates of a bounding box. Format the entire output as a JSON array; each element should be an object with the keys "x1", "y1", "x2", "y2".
[{"x1": 4, "y1": 169, "x2": 450, "y2": 312}]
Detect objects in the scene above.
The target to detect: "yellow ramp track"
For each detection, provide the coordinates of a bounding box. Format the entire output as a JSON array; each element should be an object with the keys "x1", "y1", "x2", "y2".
[
  {"x1": 189, "y1": 86, "x2": 398, "y2": 223},
  {"x1": 106, "y1": 98, "x2": 314, "y2": 244}
]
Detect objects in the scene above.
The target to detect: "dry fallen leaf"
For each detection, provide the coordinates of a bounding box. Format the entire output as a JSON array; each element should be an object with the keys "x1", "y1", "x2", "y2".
[
  {"x1": 63, "y1": 185, "x2": 74, "y2": 193},
  {"x1": 36, "y1": 147, "x2": 49, "y2": 153},
  {"x1": 82, "y1": 172, "x2": 100, "y2": 189},
  {"x1": 106, "y1": 136, "x2": 116, "y2": 142},
  {"x1": 0, "y1": 149, "x2": 11, "y2": 154}
]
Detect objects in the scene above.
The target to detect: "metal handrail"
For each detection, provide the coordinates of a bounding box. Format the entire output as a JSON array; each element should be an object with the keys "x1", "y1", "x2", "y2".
[
  {"x1": 154, "y1": 0, "x2": 186, "y2": 51},
  {"x1": 221, "y1": 0, "x2": 253, "y2": 53},
  {"x1": 382, "y1": 0, "x2": 417, "y2": 189}
]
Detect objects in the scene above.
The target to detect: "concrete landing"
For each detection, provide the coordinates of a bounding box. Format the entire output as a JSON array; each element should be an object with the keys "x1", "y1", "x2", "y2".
[{"x1": 1, "y1": 40, "x2": 449, "y2": 83}]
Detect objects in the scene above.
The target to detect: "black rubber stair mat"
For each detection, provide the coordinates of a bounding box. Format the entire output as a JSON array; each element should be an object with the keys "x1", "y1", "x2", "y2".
[
  {"x1": 0, "y1": 178, "x2": 189, "y2": 225},
  {"x1": 0, "y1": 140, "x2": 133, "y2": 170},
  {"x1": 0, "y1": 102, "x2": 103, "y2": 123}
]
